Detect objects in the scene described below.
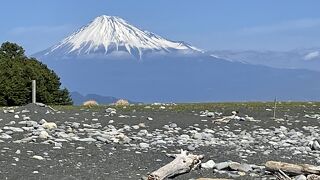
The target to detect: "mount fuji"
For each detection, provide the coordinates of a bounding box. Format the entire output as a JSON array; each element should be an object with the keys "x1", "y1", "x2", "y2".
[
  {"x1": 35, "y1": 15, "x2": 202, "y2": 59},
  {"x1": 34, "y1": 15, "x2": 320, "y2": 102}
]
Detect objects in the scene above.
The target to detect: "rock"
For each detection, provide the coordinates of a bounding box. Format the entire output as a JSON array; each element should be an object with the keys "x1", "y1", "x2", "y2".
[
  {"x1": 215, "y1": 162, "x2": 232, "y2": 170},
  {"x1": 22, "y1": 116, "x2": 30, "y2": 121},
  {"x1": 180, "y1": 134, "x2": 190, "y2": 140},
  {"x1": 201, "y1": 160, "x2": 216, "y2": 169},
  {"x1": 309, "y1": 140, "x2": 320, "y2": 150},
  {"x1": 96, "y1": 136, "x2": 109, "y2": 143},
  {"x1": 139, "y1": 142, "x2": 149, "y2": 149},
  {"x1": 78, "y1": 137, "x2": 96, "y2": 142},
  {"x1": 35, "y1": 102, "x2": 46, "y2": 107},
  {"x1": 0, "y1": 133, "x2": 12, "y2": 139},
  {"x1": 14, "y1": 115, "x2": 19, "y2": 119},
  {"x1": 294, "y1": 175, "x2": 307, "y2": 180},
  {"x1": 3, "y1": 126, "x2": 24, "y2": 132},
  {"x1": 71, "y1": 122, "x2": 80, "y2": 129},
  {"x1": 229, "y1": 162, "x2": 253, "y2": 172},
  {"x1": 42, "y1": 122, "x2": 57, "y2": 130},
  {"x1": 18, "y1": 120, "x2": 38, "y2": 127},
  {"x1": 106, "y1": 108, "x2": 117, "y2": 115},
  {"x1": 39, "y1": 119, "x2": 47, "y2": 125},
  {"x1": 207, "y1": 112, "x2": 215, "y2": 117},
  {"x1": 32, "y1": 155, "x2": 44, "y2": 160},
  {"x1": 147, "y1": 117, "x2": 153, "y2": 121},
  {"x1": 8, "y1": 121, "x2": 15, "y2": 125},
  {"x1": 187, "y1": 144, "x2": 196, "y2": 151},
  {"x1": 132, "y1": 125, "x2": 140, "y2": 130},
  {"x1": 169, "y1": 123, "x2": 177, "y2": 128},
  {"x1": 54, "y1": 142, "x2": 62, "y2": 148},
  {"x1": 38, "y1": 131, "x2": 49, "y2": 139},
  {"x1": 109, "y1": 120, "x2": 114, "y2": 124},
  {"x1": 138, "y1": 123, "x2": 146, "y2": 128}
]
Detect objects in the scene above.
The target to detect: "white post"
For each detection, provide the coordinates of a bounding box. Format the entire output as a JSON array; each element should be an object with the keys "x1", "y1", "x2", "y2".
[
  {"x1": 32, "y1": 80, "x2": 36, "y2": 104},
  {"x1": 273, "y1": 97, "x2": 277, "y2": 119}
]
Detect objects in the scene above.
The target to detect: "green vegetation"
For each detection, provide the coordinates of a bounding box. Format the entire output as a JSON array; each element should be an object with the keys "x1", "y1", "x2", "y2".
[
  {"x1": 52, "y1": 101, "x2": 320, "y2": 112},
  {"x1": 0, "y1": 42, "x2": 72, "y2": 106}
]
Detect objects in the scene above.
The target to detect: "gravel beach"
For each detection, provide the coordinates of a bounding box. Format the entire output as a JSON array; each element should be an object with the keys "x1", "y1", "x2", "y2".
[{"x1": 0, "y1": 102, "x2": 320, "y2": 180}]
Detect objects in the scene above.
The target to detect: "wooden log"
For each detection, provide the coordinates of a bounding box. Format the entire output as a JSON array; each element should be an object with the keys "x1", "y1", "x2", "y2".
[
  {"x1": 266, "y1": 161, "x2": 320, "y2": 176},
  {"x1": 147, "y1": 149, "x2": 203, "y2": 180}
]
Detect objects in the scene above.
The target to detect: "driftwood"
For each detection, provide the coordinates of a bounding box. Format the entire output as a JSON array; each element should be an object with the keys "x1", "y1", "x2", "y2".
[
  {"x1": 147, "y1": 149, "x2": 203, "y2": 180},
  {"x1": 266, "y1": 161, "x2": 320, "y2": 176},
  {"x1": 197, "y1": 178, "x2": 232, "y2": 180},
  {"x1": 307, "y1": 174, "x2": 320, "y2": 180},
  {"x1": 275, "y1": 169, "x2": 291, "y2": 180}
]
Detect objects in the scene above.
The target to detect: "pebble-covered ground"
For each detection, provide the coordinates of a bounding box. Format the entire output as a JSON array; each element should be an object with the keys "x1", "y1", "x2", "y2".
[{"x1": 0, "y1": 102, "x2": 320, "y2": 180}]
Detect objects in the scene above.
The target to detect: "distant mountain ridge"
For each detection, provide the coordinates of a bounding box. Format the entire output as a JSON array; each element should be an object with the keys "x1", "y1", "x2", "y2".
[
  {"x1": 71, "y1": 92, "x2": 121, "y2": 105},
  {"x1": 211, "y1": 49, "x2": 320, "y2": 72}
]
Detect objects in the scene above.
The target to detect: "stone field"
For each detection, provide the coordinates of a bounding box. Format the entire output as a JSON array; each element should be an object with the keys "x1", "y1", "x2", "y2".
[{"x1": 0, "y1": 102, "x2": 320, "y2": 180}]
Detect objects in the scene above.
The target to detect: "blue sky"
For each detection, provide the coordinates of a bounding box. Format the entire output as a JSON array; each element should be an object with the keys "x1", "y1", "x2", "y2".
[{"x1": 1, "y1": 0, "x2": 320, "y2": 55}]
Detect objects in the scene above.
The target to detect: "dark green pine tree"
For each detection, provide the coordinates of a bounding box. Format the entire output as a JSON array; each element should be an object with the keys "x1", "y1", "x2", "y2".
[{"x1": 0, "y1": 42, "x2": 73, "y2": 106}]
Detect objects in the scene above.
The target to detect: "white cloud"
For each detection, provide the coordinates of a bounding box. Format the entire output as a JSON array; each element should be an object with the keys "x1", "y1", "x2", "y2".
[{"x1": 240, "y1": 18, "x2": 320, "y2": 34}]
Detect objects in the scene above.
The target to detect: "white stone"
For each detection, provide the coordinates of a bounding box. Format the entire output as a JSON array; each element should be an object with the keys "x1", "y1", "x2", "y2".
[
  {"x1": 201, "y1": 160, "x2": 216, "y2": 169},
  {"x1": 32, "y1": 155, "x2": 44, "y2": 160},
  {"x1": 42, "y1": 122, "x2": 57, "y2": 130},
  {"x1": 39, "y1": 119, "x2": 47, "y2": 125},
  {"x1": 38, "y1": 131, "x2": 49, "y2": 139},
  {"x1": 139, "y1": 142, "x2": 150, "y2": 149}
]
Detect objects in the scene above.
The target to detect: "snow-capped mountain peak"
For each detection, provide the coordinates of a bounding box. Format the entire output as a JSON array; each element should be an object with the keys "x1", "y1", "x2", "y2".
[{"x1": 37, "y1": 15, "x2": 202, "y2": 59}]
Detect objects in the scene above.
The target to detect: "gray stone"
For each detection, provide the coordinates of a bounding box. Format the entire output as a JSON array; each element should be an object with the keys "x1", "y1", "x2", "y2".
[
  {"x1": 96, "y1": 136, "x2": 109, "y2": 143},
  {"x1": 229, "y1": 162, "x2": 253, "y2": 172},
  {"x1": 18, "y1": 121, "x2": 38, "y2": 127},
  {"x1": 187, "y1": 144, "x2": 196, "y2": 151},
  {"x1": 3, "y1": 126, "x2": 24, "y2": 132},
  {"x1": 0, "y1": 133, "x2": 12, "y2": 139},
  {"x1": 215, "y1": 161, "x2": 232, "y2": 170}
]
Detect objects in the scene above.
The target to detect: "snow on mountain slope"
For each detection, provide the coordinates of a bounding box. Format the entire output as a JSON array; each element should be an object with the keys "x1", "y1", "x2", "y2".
[
  {"x1": 304, "y1": 51, "x2": 320, "y2": 60},
  {"x1": 36, "y1": 15, "x2": 202, "y2": 59}
]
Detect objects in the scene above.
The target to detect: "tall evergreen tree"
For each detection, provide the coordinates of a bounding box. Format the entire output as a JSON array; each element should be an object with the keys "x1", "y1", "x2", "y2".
[{"x1": 0, "y1": 42, "x2": 72, "y2": 106}]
